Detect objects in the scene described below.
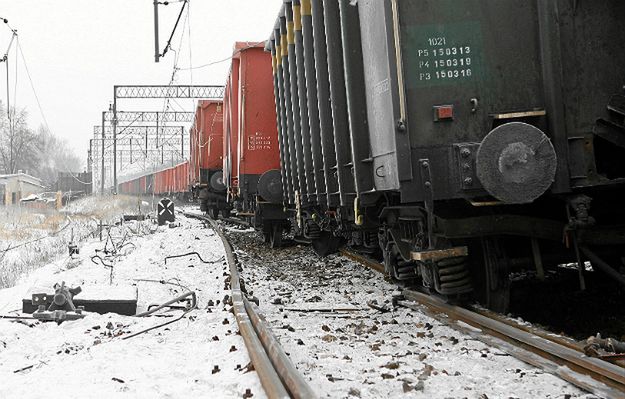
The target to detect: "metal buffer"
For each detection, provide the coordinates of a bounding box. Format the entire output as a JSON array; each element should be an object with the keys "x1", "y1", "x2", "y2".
[{"x1": 32, "y1": 282, "x2": 85, "y2": 323}]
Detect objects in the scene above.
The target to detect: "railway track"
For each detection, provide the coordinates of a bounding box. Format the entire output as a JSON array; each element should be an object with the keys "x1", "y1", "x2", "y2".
[
  {"x1": 340, "y1": 249, "x2": 625, "y2": 399},
  {"x1": 182, "y1": 211, "x2": 316, "y2": 399}
]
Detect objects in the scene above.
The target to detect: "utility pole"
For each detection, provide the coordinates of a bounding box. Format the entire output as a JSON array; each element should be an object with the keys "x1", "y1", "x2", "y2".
[
  {"x1": 1, "y1": 28, "x2": 17, "y2": 173},
  {"x1": 88, "y1": 140, "x2": 93, "y2": 173},
  {"x1": 113, "y1": 97, "x2": 117, "y2": 193},
  {"x1": 153, "y1": 0, "x2": 160, "y2": 63},
  {"x1": 101, "y1": 111, "x2": 105, "y2": 195},
  {"x1": 153, "y1": 1, "x2": 188, "y2": 62},
  {"x1": 108, "y1": 85, "x2": 222, "y2": 184}
]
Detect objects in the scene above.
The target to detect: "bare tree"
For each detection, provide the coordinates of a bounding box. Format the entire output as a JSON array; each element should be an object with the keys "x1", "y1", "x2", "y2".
[
  {"x1": 34, "y1": 126, "x2": 83, "y2": 187},
  {"x1": 0, "y1": 103, "x2": 38, "y2": 175}
]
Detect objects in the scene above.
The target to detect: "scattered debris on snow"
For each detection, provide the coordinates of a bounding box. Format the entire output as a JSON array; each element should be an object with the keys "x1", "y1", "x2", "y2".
[{"x1": 0, "y1": 211, "x2": 266, "y2": 398}]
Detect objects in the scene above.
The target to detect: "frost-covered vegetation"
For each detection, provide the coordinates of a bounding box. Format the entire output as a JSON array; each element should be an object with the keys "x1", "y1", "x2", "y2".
[
  {"x1": 0, "y1": 102, "x2": 83, "y2": 186},
  {"x1": 0, "y1": 195, "x2": 150, "y2": 288}
]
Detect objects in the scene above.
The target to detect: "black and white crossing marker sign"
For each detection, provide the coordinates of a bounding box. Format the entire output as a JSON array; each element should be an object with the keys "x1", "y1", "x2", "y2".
[{"x1": 157, "y1": 198, "x2": 175, "y2": 226}]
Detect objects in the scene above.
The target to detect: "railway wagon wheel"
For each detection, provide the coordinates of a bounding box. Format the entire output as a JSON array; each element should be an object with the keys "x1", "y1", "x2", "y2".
[
  {"x1": 270, "y1": 223, "x2": 283, "y2": 249},
  {"x1": 472, "y1": 237, "x2": 511, "y2": 313},
  {"x1": 312, "y1": 232, "x2": 342, "y2": 257},
  {"x1": 262, "y1": 222, "x2": 272, "y2": 244}
]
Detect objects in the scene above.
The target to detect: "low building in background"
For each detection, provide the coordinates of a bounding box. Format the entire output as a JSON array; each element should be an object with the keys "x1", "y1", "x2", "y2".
[
  {"x1": 54, "y1": 172, "x2": 93, "y2": 197},
  {"x1": 0, "y1": 173, "x2": 46, "y2": 206}
]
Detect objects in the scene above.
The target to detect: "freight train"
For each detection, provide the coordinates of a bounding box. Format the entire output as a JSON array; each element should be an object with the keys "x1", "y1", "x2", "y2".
[
  {"x1": 119, "y1": 0, "x2": 625, "y2": 313},
  {"x1": 267, "y1": 0, "x2": 625, "y2": 312},
  {"x1": 118, "y1": 42, "x2": 287, "y2": 246}
]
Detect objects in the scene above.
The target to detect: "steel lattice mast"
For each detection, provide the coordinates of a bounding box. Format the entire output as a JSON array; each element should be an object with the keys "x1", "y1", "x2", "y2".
[{"x1": 109, "y1": 85, "x2": 223, "y2": 191}]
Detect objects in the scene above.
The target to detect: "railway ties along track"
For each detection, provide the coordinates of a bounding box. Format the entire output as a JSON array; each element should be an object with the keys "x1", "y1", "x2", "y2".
[
  {"x1": 340, "y1": 249, "x2": 625, "y2": 399},
  {"x1": 182, "y1": 211, "x2": 316, "y2": 399}
]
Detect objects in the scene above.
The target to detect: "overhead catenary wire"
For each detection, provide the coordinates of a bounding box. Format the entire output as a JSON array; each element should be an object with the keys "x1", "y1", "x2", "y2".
[
  {"x1": 186, "y1": 0, "x2": 193, "y2": 87},
  {"x1": 175, "y1": 41, "x2": 264, "y2": 72},
  {"x1": 155, "y1": 3, "x2": 190, "y2": 169}
]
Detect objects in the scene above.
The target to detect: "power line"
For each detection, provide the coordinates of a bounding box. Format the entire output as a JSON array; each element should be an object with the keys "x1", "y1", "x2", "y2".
[
  {"x1": 157, "y1": 3, "x2": 190, "y2": 167},
  {"x1": 17, "y1": 40, "x2": 50, "y2": 135},
  {"x1": 175, "y1": 41, "x2": 264, "y2": 71},
  {"x1": 186, "y1": 0, "x2": 193, "y2": 86},
  {"x1": 17, "y1": 40, "x2": 90, "y2": 186}
]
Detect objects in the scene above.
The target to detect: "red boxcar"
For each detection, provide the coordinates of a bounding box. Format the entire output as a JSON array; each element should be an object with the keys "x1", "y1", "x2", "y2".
[
  {"x1": 190, "y1": 100, "x2": 224, "y2": 188},
  {"x1": 118, "y1": 161, "x2": 189, "y2": 198},
  {"x1": 223, "y1": 42, "x2": 281, "y2": 210}
]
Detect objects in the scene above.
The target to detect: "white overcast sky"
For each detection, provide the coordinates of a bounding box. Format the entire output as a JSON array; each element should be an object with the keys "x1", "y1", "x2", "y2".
[{"x1": 0, "y1": 0, "x2": 281, "y2": 170}]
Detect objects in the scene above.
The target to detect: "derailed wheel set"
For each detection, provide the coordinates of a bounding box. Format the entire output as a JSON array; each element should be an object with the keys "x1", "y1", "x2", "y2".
[{"x1": 119, "y1": 0, "x2": 625, "y2": 315}]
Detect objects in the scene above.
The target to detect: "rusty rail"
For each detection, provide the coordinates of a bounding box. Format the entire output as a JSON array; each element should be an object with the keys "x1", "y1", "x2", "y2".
[
  {"x1": 401, "y1": 290, "x2": 625, "y2": 398},
  {"x1": 339, "y1": 248, "x2": 385, "y2": 274},
  {"x1": 340, "y1": 248, "x2": 625, "y2": 398},
  {"x1": 183, "y1": 211, "x2": 316, "y2": 399}
]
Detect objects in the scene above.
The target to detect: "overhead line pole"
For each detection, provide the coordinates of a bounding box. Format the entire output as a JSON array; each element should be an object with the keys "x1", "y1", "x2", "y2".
[
  {"x1": 113, "y1": 96, "x2": 118, "y2": 192},
  {"x1": 101, "y1": 111, "x2": 105, "y2": 194},
  {"x1": 153, "y1": 0, "x2": 160, "y2": 63},
  {"x1": 109, "y1": 85, "x2": 223, "y2": 191}
]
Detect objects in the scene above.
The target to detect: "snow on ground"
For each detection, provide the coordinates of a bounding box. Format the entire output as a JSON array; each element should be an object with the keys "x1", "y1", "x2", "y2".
[
  {"x1": 0, "y1": 211, "x2": 265, "y2": 399},
  {"x1": 227, "y1": 228, "x2": 600, "y2": 399},
  {"x1": 0, "y1": 195, "x2": 150, "y2": 289}
]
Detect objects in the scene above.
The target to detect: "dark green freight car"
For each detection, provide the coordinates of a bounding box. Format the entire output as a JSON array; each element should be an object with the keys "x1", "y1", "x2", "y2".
[{"x1": 270, "y1": 0, "x2": 625, "y2": 312}]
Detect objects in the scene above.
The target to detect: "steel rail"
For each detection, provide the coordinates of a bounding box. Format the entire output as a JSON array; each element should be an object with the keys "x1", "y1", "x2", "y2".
[
  {"x1": 339, "y1": 250, "x2": 608, "y2": 357},
  {"x1": 183, "y1": 211, "x2": 316, "y2": 399},
  {"x1": 401, "y1": 290, "x2": 625, "y2": 398},
  {"x1": 340, "y1": 248, "x2": 625, "y2": 398},
  {"x1": 339, "y1": 248, "x2": 385, "y2": 274}
]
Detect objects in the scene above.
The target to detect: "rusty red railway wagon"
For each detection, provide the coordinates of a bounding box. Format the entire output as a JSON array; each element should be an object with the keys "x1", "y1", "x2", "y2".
[
  {"x1": 147, "y1": 162, "x2": 188, "y2": 196},
  {"x1": 190, "y1": 100, "x2": 229, "y2": 217},
  {"x1": 118, "y1": 162, "x2": 189, "y2": 198},
  {"x1": 222, "y1": 41, "x2": 286, "y2": 245}
]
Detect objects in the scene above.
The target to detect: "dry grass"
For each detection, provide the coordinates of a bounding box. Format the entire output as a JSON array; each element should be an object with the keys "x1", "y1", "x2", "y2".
[{"x1": 0, "y1": 194, "x2": 153, "y2": 289}]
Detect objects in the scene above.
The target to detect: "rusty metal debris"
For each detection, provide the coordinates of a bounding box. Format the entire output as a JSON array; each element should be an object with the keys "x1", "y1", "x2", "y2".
[
  {"x1": 122, "y1": 309, "x2": 194, "y2": 341},
  {"x1": 367, "y1": 301, "x2": 391, "y2": 313},
  {"x1": 121, "y1": 291, "x2": 198, "y2": 340},
  {"x1": 13, "y1": 364, "x2": 35, "y2": 374},
  {"x1": 135, "y1": 291, "x2": 197, "y2": 317},
  {"x1": 585, "y1": 334, "x2": 625, "y2": 363},
  {"x1": 164, "y1": 252, "x2": 222, "y2": 265},
  {"x1": 123, "y1": 214, "x2": 146, "y2": 222}
]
